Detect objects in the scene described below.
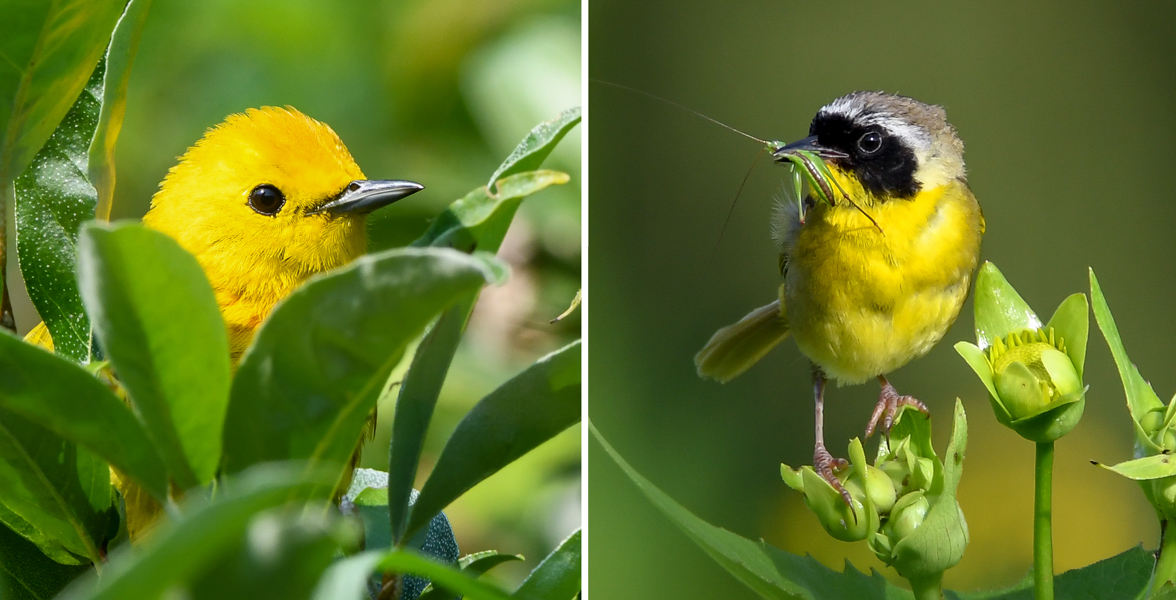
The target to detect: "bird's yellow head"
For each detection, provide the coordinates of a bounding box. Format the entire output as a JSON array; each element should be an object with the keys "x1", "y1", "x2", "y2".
[
  {"x1": 773, "y1": 92, "x2": 965, "y2": 207},
  {"x1": 144, "y1": 106, "x2": 422, "y2": 279},
  {"x1": 142, "y1": 107, "x2": 423, "y2": 357}
]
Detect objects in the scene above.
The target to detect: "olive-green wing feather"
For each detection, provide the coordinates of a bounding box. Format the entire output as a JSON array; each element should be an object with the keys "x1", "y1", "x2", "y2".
[{"x1": 694, "y1": 300, "x2": 789, "y2": 382}]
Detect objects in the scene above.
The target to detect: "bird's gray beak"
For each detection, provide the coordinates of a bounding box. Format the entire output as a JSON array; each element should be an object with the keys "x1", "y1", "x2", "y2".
[
  {"x1": 772, "y1": 136, "x2": 848, "y2": 162},
  {"x1": 309, "y1": 180, "x2": 424, "y2": 216}
]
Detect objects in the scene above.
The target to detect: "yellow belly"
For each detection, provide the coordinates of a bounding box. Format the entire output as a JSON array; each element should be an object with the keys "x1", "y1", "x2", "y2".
[{"x1": 781, "y1": 179, "x2": 983, "y2": 384}]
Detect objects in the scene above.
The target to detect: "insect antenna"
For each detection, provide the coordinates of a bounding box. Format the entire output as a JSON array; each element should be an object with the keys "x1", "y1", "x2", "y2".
[{"x1": 590, "y1": 79, "x2": 770, "y2": 146}]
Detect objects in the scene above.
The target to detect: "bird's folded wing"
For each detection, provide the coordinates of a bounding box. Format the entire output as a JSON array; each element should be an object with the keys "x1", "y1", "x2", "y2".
[
  {"x1": 23, "y1": 321, "x2": 54, "y2": 351},
  {"x1": 694, "y1": 300, "x2": 789, "y2": 383}
]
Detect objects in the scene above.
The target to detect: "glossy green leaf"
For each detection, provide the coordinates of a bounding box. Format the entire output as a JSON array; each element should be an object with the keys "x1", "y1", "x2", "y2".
[
  {"x1": 1089, "y1": 269, "x2": 1164, "y2": 422},
  {"x1": 947, "y1": 545, "x2": 1153, "y2": 600},
  {"x1": 388, "y1": 303, "x2": 472, "y2": 546},
  {"x1": 413, "y1": 170, "x2": 569, "y2": 253},
  {"x1": 591, "y1": 421, "x2": 905, "y2": 600},
  {"x1": 186, "y1": 507, "x2": 358, "y2": 600},
  {"x1": 462, "y1": 551, "x2": 525, "y2": 577},
  {"x1": 1045, "y1": 293, "x2": 1089, "y2": 379},
  {"x1": 13, "y1": 59, "x2": 105, "y2": 364},
  {"x1": 222, "y1": 248, "x2": 500, "y2": 483},
  {"x1": 405, "y1": 340, "x2": 580, "y2": 542},
  {"x1": 0, "y1": 408, "x2": 113, "y2": 564},
  {"x1": 0, "y1": 331, "x2": 169, "y2": 500},
  {"x1": 88, "y1": 0, "x2": 153, "y2": 220},
  {"x1": 78, "y1": 222, "x2": 230, "y2": 488},
  {"x1": 0, "y1": 0, "x2": 125, "y2": 189},
  {"x1": 55, "y1": 464, "x2": 332, "y2": 600},
  {"x1": 311, "y1": 549, "x2": 514, "y2": 600},
  {"x1": 0, "y1": 502, "x2": 80, "y2": 566},
  {"x1": 487, "y1": 107, "x2": 581, "y2": 189},
  {"x1": 0, "y1": 520, "x2": 90, "y2": 600},
  {"x1": 973, "y1": 262, "x2": 1041, "y2": 349},
  {"x1": 1093, "y1": 453, "x2": 1176, "y2": 481},
  {"x1": 513, "y1": 529, "x2": 581, "y2": 600}
]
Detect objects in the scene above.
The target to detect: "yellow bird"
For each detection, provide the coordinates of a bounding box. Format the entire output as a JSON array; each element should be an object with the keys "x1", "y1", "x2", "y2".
[
  {"x1": 26, "y1": 106, "x2": 423, "y2": 537},
  {"x1": 695, "y1": 92, "x2": 984, "y2": 503}
]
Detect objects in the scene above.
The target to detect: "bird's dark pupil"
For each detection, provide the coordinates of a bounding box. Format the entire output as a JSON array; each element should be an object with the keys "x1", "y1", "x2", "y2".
[{"x1": 249, "y1": 184, "x2": 285, "y2": 215}]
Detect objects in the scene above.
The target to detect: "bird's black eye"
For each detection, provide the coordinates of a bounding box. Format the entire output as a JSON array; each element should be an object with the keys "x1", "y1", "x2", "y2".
[
  {"x1": 857, "y1": 131, "x2": 883, "y2": 154},
  {"x1": 248, "y1": 184, "x2": 285, "y2": 216}
]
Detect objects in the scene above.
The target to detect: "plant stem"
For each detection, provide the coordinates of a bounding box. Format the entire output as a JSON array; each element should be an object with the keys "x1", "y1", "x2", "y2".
[
  {"x1": 1154, "y1": 520, "x2": 1176, "y2": 591},
  {"x1": 909, "y1": 573, "x2": 944, "y2": 600},
  {"x1": 0, "y1": 183, "x2": 11, "y2": 333},
  {"x1": 1034, "y1": 441, "x2": 1054, "y2": 600}
]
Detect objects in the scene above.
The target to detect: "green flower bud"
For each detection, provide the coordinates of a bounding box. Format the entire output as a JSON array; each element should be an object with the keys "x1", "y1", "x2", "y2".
[
  {"x1": 864, "y1": 465, "x2": 897, "y2": 513},
  {"x1": 1139, "y1": 408, "x2": 1166, "y2": 437},
  {"x1": 883, "y1": 491, "x2": 929, "y2": 544},
  {"x1": 956, "y1": 263, "x2": 1088, "y2": 443},
  {"x1": 781, "y1": 439, "x2": 881, "y2": 542}
]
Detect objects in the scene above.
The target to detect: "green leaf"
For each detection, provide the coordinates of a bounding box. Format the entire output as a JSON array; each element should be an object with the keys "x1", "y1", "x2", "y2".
[
  {"x1": 591, "y1": 421, "x2": 906, "y2": 600},
  {"x1": 1089, "y1": 268, "x2": 1165, "y2": 422},
  {"x1": 461, "y1": 550, "x2": 526, "y2": 575},
  {"x1": 0, "y1": 331, "x2": 169, "y2": 500},
  {"x1": 487, "y1": 107, "x2": 581, "y2": 189},
  {"x1": 389, "y1": 303, "x2": 472, "y2": 545},
  {"x1": 88, "y1": 0, "x2": 153, "y2": 220},
  {"x1": 185, "y1": 507, "x2": 358, "y2": 600},
  {"x1": 0, "y1": 502, "x2": 81, "y2": 566},
  {"x1": 77, "y1": 222, "x2": 231, "y2": 488},
  {"x1": 412, "y1": 170, "x2": 569, "y2": 253},
  {"x1": 0, "y1": 0, "x2": 126, "y2": 188},
  {"x1": 973, "y1": 262, "x2": 1041, "y2": 349},
  {"x1": 13, "y1": 58, "x2": 105, "y2": 364},
  {"x1": 54, "y1": 464, "x2": 332, "y2": 600},
  {"x1": 222, "y1": 248, "x2": 500, "y2": 481},
  {"x1": 405, "y1": 340, "x2": 580, "y2": 542},
  {"x1": 311, "y1": 549, "x2": 514, "y2": 600},
  {"x1": 0, "y1": 408, "x2": 113, "y2": 564},
  {"x1": 0, "y1": 520, "x2": 91, "y2": 600},
  {"x1": 947, "y1": 545, "x2": 1153, "y2": 600},
  {"x1": 513, "y1": 529, "x2": 581, "y2": 600},
  {"x1": 1045, "y1": 293, "x2": 1089, "y2": 379},
  {"x1": 1093, "y1": 453, "x2": 1176, "y2": 481}
]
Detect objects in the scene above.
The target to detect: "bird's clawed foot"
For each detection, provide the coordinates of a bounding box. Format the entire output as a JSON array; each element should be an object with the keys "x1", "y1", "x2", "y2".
[
  {"x1": 865, "y1": 377, "x2": 929, "y2": 438},
  {"x1": 814, "y1": 442, "x2": 852, "y2": 507}
]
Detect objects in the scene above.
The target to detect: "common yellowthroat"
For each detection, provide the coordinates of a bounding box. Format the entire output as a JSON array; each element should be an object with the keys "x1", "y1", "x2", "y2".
[{"x1": 695, "y1": 92, "x2": 984, "y2": 503}]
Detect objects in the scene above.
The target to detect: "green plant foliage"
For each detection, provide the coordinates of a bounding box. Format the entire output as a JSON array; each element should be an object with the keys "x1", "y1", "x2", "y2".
[
  {"x1": 221, "y1": 248, "x2": 504, "y2": 480},
  {"x1": 594, "y1": 420, "x2": 1157, "y2": 600},
  {"x1": 0, "y1": 518, "x2": 90, "y2": 600},
  {"x1": 390, "y1": 111, "x2": 577, "y2": 546},
  {"x1": 77, "y1": 222, "x2": 231, "y2": 488},
  {"x1": 412, "y1": 170, "x2": 570, "y2": 252},
  {"x1": 388, "y1": 304, "x2": 472, "y2": 546},
  {"x1": 13, "y1": 59, "x2": 105, "y2": 364},
  {"x1": 513, "y1": 529, "x2": 581, "y2": 600},
  {"x1": 184, "y1": 508, "x2": 359, "y2": 600},
  {"x1": 487, "y1": 107, "x2": 581, "y2": 189},
  {"x1": 88, "y1": 0, "x2": 154, "y2": 220},
  {"x1": 312, "y1": 549, "x2": 515, "y2": 600},
  {"x1": 0, "y1": 0, "x2": 126, "y2": 189},
  {"x1": 54, "y1": 464, "x2": 332, "y2": 600},
  {"x1": 0, "y1": 408, "x2": 114, "y2": 565},
  {"x1": 406, "y1": 340, "x2": 581, "y2": 542},
  {"x1": 342, "y1": 469, "x2": 461, "y2": 600},
  {"x1": 0, "y1": 332, "x2": 169, "y2": 500}
]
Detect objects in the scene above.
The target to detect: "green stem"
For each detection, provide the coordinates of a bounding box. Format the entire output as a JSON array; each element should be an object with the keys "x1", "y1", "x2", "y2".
[
  {"x1": 1034, "y1": 441, "x2": 1054, "y2": 600},
  {"x1": 1154, "y1": 520, "x2": 1176, "y2": 591},
  {"x1": 908, "y1": 573, "x2": 944, "y2": 600}
]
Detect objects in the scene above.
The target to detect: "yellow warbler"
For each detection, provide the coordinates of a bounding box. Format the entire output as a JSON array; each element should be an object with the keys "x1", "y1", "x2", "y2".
[{"x1": 26, "y1": 106, "x2": 423, "y2": 539}]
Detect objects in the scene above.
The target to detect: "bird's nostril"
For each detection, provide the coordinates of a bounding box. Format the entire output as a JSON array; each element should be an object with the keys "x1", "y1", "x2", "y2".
[{"x1": 348, "y1": 182, "x2": 360, "y2": 192}]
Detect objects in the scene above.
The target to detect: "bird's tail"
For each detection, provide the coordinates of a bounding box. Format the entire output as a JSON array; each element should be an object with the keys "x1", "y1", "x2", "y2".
[{"x1": 695, "y1": 300, "x2": 790, "y2": 382}]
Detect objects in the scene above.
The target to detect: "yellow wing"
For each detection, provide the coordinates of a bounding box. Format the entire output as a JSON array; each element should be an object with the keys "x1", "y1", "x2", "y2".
[
  {"x1": 695, "y1": 299, "x2": 790, "y2": 383},
  {"x1": 23, "y1": 322, "x2": 54, "y2": 350}
]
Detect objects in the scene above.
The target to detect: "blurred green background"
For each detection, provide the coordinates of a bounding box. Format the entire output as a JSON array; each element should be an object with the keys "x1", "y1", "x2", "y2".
[
  {"x1": 4, "y1": 0, "x2": 580, "y2": 590},
  {"x1": 589, "y1": 0, "x2": 1176, "y2": 597}
]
